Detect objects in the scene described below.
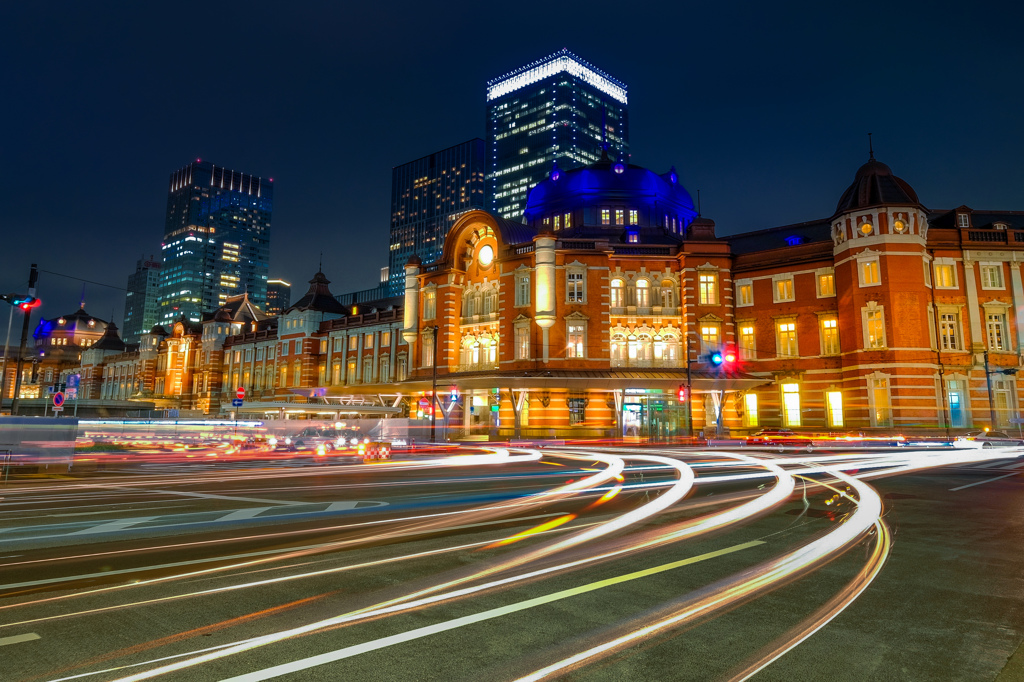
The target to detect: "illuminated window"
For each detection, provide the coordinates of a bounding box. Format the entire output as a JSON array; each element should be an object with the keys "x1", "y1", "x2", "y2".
[
  {"x1": 364, "y1": 333, "x2": 374, "y2": 348},
  {"x1": 515, "y1": 324, "x2": 530, "y2": 360},
  {"x1": 893, "y1": 218, "x2": 907, "y2": 233},
  {"x1": 782, "y1": 383, "x2": 801, "y2": 427},
  {"x1": 860, "y1": 221, "x2": 874, "y2": 236},
  {"x1": 820, "y1": 318, "x2": 839, "y2": 355},
  {"x1": 515, "y1": 273, "x2": 530, "y2": 306},
  {"x1": 349, "y1": 336, "x2": 358, "y2": 350},
  {"x1": 940, "y1": 313, "x2": 961, "y2": 350},
  {"x1": 564, "y1": 212, "x2": 572, "y2": 228},
  {"x1": 987, "y1": 312, "x2": 1008, "y2": 351},
  {"x1": 566, "y1": 321, "x2": 586, "y2": 358},
  {"x1": 777, "y1": 321, "x2": 798, "y2": 357},
  {"x1": 870, "y1": 376, "x2": 892, "y2": 427},
  {"x1": 933, "y1": 262, "x2": 956, "y2": 288},
  {"x1": 347, "y1": 360, "x2": 357, "y2": 383},
  {"x1": 629, "y1": 209, "x2": 638, "y2": 225},
  {"x1": 863, "y1": 306, "x2": 886, "y2": 348},
  {"x1": 615, "y1": 209, "x2": 625, "y2": 225},
  {"x1": 601, "y1": 208, "x2": 610, "y2": 225},
  {"x1": 422, "y1": 289, "x2": 435, "y2": 318},
  {"x1": 827, "y1": 391, "x2": 844, "y2": 427},
  {"x1": 610, "y1": 278, "x2": 624, "y2": 307},
  {"x1": 381, "y1": 331, "x2": 391, "y2": 346},
  {"x1": 773, "y1": 275, "x2": 795, "y2": 302},
  {"x1": 553, "y1": 214, "x2": 560, "y2": 230},
  {"x1": 744, "y1": 393, "x2": 759, "y2": 428},
  {"x1": 736, "y1": 280, "x2": 753, "y2": 307},
  {"x1": 698, "y1": 272, "x2": 717, "y2": 305},
  {"x1": 957, "y1": 213, "x2": 970, "y2": 228},
  {"x1": 700, "y1": 323, "x2": 720, "y2": 350},
  {"x1": 859, "y1": 258, "x2": 881, "y2": 287},
  {"x1": 817, "y1": 270, "x2": 835, "y2": 298},
  {"x1": 635, "y1": 279, "x2": 650, "y2": 307},
  {"x1": 740, "y1": 325, "x2": 756, "y2": 360},
  {"x1": 627, "y1": 232, "x2": 638, "y2": 243}
]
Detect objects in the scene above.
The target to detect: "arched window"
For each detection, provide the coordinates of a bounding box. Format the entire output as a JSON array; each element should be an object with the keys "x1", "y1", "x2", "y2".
[
  {"x1": 636, "y1": 280, "x2": 650, "y2": 307},
  {"x1": 660, "y1": 280, "x2": 674, "y2": 309},
  {"x1": 611, "y1": 279, "x2": 624, "y2": 307},
  {"x1": 611, "y1": 334, "x2": 627, "y2": 365},
  {"x1": 636, "y1": 333, "x2": 653, "y2": 361}
]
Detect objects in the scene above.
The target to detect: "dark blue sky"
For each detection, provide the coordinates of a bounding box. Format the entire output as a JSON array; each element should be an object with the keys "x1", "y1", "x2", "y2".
[{"x1": 2, "y1": 1, "x2": 1021, "y2": 326}]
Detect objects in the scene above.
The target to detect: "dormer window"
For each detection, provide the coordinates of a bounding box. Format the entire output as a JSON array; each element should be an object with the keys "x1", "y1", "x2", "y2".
[
  {"x1": 957, "y1": 213, "x2": 970, "y2": 228},
  {"x1": 785, "y1": 235, "x2": 804, "y2": 246},
  {"x1": 627, "y1": 232, "x2": 638, "y2": 244},
  {"x1": 994, "y1": 222, "x2": 1008, "y2": 230}
]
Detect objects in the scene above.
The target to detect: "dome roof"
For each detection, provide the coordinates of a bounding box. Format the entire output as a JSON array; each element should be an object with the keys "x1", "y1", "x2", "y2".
[
  {"x1": 834, "y1": 156, "x2": 922, "y2": 216},
  {"x1": 524, "y1": 158, "x2": 696, "y2": 223}
]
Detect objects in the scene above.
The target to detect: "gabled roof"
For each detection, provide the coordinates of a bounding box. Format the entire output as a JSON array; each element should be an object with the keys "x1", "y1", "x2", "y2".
[
  {"x1": 285, "y1": 271, "x2": 349, "y2": 315},
  {"x1": 203, "y1": 292, "x2": 269, "y2": 324}
]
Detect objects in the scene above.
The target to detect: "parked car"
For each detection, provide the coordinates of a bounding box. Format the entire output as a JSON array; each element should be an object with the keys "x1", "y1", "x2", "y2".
[
  {"x1": 953, "y1": 430, "x2": 1024, "y2": 449},
  {"x1": 745, "y1": 429, "x2": 813, "y2": 450}
]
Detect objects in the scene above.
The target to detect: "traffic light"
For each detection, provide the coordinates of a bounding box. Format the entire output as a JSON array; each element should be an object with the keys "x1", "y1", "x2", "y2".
[
  {"x1": 1, "y1": 293, "x2": 40, "y2": 310},
  {"x1": 677, "y1": 385, "x2": 687, "y2": 402},
  {"x1": 705, "y1": 345, "x2": 738, "y2": 371},
  {"x1": 709, "y1": 350, "x2": 724, "y2": 367}
]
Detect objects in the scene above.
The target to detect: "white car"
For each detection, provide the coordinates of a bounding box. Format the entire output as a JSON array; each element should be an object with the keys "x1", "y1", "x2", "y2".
[{"x1": 952, "y1": 430, "x2": 1024, "y2": 449}]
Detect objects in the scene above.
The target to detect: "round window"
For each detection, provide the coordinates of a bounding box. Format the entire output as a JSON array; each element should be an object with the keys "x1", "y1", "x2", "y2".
[
  {"x1": 860, "y1": 222, "x2": 873, "y2": 235},
  {"x1": 478, "y1": 244, "x2": 494, "y2": 267},
  {"x1": 893, "y1": 219, "x2": 906, "y2": 233}
]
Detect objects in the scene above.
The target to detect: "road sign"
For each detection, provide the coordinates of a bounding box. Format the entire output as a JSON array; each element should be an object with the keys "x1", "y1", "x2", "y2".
[
  {"x1": 67, "y1": 374, "x2": 80, "y2": 391},
  {"x1": 53, "y1": 391, "x2": 65, "y2": 408},
  {"x1": 232, "y1": 398, "x2": 244, "y2": 407},
  {"x1": 236, "y1": 387, "x2": 245, "y2": 400},
  {"x1": 52, "y1": 406, "x2": 63, "y2": 412},
  {"x1": 66, "y1": 387, "x2": 77, "y2": 400},
  {"x1": 1010, "y1": 418, "x2": 1024, "y2": 424}
]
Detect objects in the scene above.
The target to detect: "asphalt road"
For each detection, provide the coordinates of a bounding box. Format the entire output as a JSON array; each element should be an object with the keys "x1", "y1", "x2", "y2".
[{"x1": 1, "y1": 445, "x2": 1023, "y2": 681}]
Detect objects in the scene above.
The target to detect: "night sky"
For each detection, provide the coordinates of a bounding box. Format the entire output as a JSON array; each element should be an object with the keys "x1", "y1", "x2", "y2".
[{"x1": 2, "y1": 1, "x2": 1021, "y2": 328}]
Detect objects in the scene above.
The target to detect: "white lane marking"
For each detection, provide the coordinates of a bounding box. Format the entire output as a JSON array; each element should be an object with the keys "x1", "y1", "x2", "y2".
[
  {"x1": 1010, "y1": 461, "x2": 1024, "y2": 469},
  {"x1": 106, "y1": 488, "x2": 296, "y2": 506},
  {"x1": 69, "y1": 518, "x2": 157, "y2": 536},
  {"x1": 216, "y1": 508, "x2": 272, "y2": 522},
  {"x1": 324, "y1": 501, "x2": 389, "y2": 512},
  {"x1": 0, "y1": 632, "x2": 40, "y2": 646},
  {"x1": 215, "y1": 541, "x2": 763, "y2": 682},
  {"x1": 0, "y1": 513, "x2": 565, "y2": 591},
  {"x1": 950, "y1": 471, "x2": 1021, "y2": 491}
]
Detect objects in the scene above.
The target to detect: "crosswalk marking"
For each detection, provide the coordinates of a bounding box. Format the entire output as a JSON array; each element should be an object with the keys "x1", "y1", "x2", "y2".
[{"x1": 217, "y1": 507, "x2": 272, "y2": 522}]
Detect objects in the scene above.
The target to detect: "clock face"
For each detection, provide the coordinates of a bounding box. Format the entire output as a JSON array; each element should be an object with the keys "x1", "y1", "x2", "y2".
[{"x1": 478, "y1": 244, "x2": 494, "y2": 267}]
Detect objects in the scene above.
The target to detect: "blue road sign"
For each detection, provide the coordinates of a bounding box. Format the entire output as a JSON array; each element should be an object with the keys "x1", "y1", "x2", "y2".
[
  {"x1": 232, "y1": 398, "x2": 244, "y2": 407},
  {"x1": 53, "y1": 392, "x2": 65, "y2": 408}
]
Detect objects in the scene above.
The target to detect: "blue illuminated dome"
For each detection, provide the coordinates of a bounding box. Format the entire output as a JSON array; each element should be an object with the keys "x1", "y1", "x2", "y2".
[{"x1": 523, "y1": 157, "x2": 697, "y2": 240}]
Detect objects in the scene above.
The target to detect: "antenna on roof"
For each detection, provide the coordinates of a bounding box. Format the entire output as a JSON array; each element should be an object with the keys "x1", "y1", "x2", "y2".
[
  {"x1": 319, "y1": 252, "x2": 323, "y2": 272},
  {"x1": 868, "y1": 132, "x2": 874, "y2": 160},
  {"x1": 697, "y1": 189, "x2": 702, "y2": 217},
  {"x1": 80, "y1": 284, "x2": 86, "y2": 309}
]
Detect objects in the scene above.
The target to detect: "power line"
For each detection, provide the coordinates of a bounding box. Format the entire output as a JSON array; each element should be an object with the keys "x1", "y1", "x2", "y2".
[{"x1": 38, "y1": 269, "x2": 128, "y2": 292}]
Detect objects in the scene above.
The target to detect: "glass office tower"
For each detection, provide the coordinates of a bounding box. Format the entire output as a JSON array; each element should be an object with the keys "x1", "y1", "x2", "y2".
[
  {"x1": 487, "y1": 49, "x2": 629, "y2": 220},
  {"x1": 158, "y1": 160, "x2": 272, "y2": 323},
  {"x1": 265, "y1": 278, "x2": 291, "y2": 316},
  {"x1": 123, "y1": 256, "x2": 162, "y2": 345},
  {"x1": 386, "y1": 139, "x2": 486, "y2": 295}
]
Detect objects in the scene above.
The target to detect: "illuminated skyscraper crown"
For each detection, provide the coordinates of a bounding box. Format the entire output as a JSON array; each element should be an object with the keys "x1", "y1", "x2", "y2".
[{"x1": 486, "y1": 48, "x2": 627, "y2": 103}]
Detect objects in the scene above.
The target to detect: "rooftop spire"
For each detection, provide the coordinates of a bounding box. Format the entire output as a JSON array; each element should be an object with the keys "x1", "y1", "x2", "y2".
[{"x1": 868, "y1": 132, "x2": 874, "y2": 160}]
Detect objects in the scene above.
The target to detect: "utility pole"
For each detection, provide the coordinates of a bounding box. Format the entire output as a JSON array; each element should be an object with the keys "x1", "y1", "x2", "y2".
[
  {"x1": 430, "y1": 325, "x2": 439, "y2": 442},
  {"x1": 685, "y1": 336, "x2": 693, "y2": 438},
  {"x1": 0, "y1": 304, "x2": 14, "y2": 413},
  {"x1": 11, "y1": 264, "x2": 39, "y2": 416},
  {"x1": 983, "y1": 350, "x2": 997, "y2": 428}
]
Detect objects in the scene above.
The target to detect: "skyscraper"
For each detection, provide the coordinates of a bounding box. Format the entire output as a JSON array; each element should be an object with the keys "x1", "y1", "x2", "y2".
[
  {"x1": 158, "y1": 160, "x2": 272, "y2": 323},
  {"x1": 386, "y1": 139, "x2": 486, "y2": 295},
  {"x1": 486, "y1": 49, "x2": 629, "y2": 220},
  {"x1": 122, "y1": 256, "x2": 161, "y2": 346},
  {"x1": 265, "y1": 278, "x2": 291, "y2": 316}
]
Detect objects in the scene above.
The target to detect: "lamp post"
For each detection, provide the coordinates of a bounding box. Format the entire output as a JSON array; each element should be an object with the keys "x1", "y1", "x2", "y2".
[
  {"x1": 984, "y1": 350, "x2": 997, "y2": 428},
  {"x1": 430, "y1": 325, "x2": 438, "y2": 442},
  {"x1": 685, "y1": 336, "x2": 693, "y2": 438},
  {"x1": 0, "y1": 303, "x2": 14, "y2": 412}
]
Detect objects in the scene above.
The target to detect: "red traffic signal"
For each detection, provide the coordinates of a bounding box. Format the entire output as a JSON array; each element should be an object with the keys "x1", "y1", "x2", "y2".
[
  {"x1": 1, "y1": 293, "x2": 40, "y2": 310},
  {"x1": 677, "y1": 385, "x2": 688, "y2": 402}
]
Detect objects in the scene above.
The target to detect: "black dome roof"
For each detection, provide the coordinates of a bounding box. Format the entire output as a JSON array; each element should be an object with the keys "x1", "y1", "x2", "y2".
[{"x1": 834, "y1": 156, "x2": 922, "y2": 216}]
